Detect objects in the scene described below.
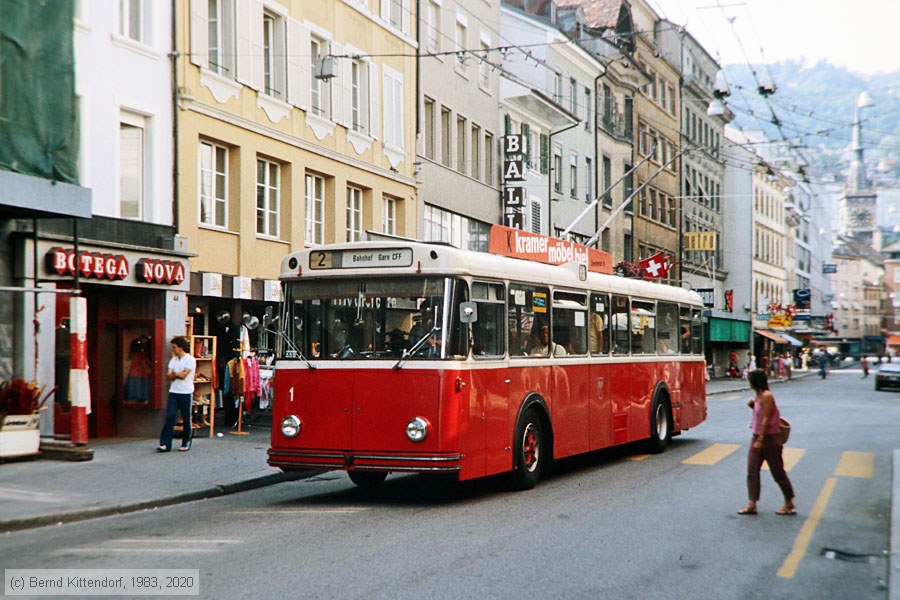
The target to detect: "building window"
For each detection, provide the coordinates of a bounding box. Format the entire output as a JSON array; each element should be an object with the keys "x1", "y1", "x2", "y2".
[
  {"x1": 585, "y1": 157, "x2": 592, "y2": 203},
  {"x1": 584, "y1": 86, "x2": 592, "y2": 131},
  {"x1": 603, "y1": 155, "x2": 612, "y2": 206},
  {"x1": 424, "y1": 97, "x2": 435, "y2": 160},
  {"x1": 440, "y1": 106, "x2": 452, "y2": 167},
  {"x1": 455, "y1": 18, "x2": 467, "y2": 72},
  {"x1": 553, "y1": 73, "x2": 563, "y2": 104},
  {"x1": 118, "y1": 0, "x2": 144, "y2": 43},
  {"x1": 347, "y1": 186, "x2": 363, "y2": 242},
  {"x1": 479, "y1": 39, "x2": 490, "y2": 89},
  {"x1": 310, "y1": 37, "x2": 331, "y2": 117},
  {"x1": 262, "y1": 11, "x2": 286, "y2": 100},
  {"x1": 386, "y1": 0, "x2": 404, "y2": 31},
  {"x1": 119, "y1": 115, "x2": 145, "y2": 220},
  {"x1": 199, "y1": 141, "x2": 228, "y2": 228},
  {"x1": 350, "y1": 59, "x2": 371, "y2": 135},
  {"x1": 553, "y1": 146, "x2": 562, "y2": 194},
  {"x1": 382, "y1": 195, "x2": 397, "y2": 235},
  {"x1": 569, "y1": 78, "x2": 577, "y2": 116},
  {"x1": 426, "y1": 0, "x2": 440, "y2": 54},
  {"x1": 471, "y1": 124, "x2": 481, "y2": 181},
  {"x1": 456, "y1": 116, "x2": 467, "y2": 174},
  {"x1": 256, "y1": 158, "x2": 280, "y2": 237},
  {"x1": 383, "y1": 69, "x2": 404, "y2": 148},
  {"x1": 207, "y1": 0, "x2": 235, "y2": 76},
  {"x1": 305, "y1": 173, "x2": 325, "y2": 245},
  {"x1": 484, "y1": 132, "x2": 494, "y2": 185},
  {"x1": 570, "y1": 153, "x2": 578, "y2": 198}
]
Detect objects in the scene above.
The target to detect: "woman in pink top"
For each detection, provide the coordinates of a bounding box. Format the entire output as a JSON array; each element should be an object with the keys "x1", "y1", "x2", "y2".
[{"x1": 737, "y1": 369, "x2": 796, "y2": 516}]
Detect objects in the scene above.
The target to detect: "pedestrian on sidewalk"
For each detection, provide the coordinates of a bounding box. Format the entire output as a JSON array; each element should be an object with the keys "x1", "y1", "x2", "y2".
[
  {"x1": 861, "y1": 355, "x2": 869, "y2": 379},
  {"x1": 737, "y1": 369, "x2": 796, "y2": 516},
  {"x1": 158, "y1": 336, "x2": 196, "y2": 453}
]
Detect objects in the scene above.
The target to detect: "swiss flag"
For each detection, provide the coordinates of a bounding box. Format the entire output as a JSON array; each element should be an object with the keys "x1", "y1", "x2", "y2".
[{"x1": 639, "y1": 252, "x2": 670, "y2": 279}]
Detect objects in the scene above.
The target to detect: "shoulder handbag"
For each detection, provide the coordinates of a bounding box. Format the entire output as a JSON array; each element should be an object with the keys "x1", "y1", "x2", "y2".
[{"x1": 778, "y1": 417, "x2": 791, "y2": 445}]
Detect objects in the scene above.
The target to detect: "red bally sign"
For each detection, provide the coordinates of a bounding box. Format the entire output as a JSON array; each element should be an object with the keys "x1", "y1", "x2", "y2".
[
  {"x1": 46, "y1": 247, "x2": 129, "y2": 280},
  {"x1": 136, "y1": 258, "x2": 186, "y2": 285}
]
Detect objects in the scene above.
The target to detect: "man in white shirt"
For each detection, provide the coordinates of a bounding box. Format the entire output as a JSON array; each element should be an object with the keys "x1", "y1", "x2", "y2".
[
  {"x1": 158, "y1": 336, "x2": 197, "y2": 452},
  {"x1": 529, "y1": 325, "x2": 567, "y2": 357}
]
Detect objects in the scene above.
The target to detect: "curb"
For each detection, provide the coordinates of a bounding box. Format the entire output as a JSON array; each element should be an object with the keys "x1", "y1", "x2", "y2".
[
  {"x1": 0, "y1": 469, "x2": 318, "y2": 534},
  {"x1": 892, "y1": 450, "x2": 899, "y2": 600}
]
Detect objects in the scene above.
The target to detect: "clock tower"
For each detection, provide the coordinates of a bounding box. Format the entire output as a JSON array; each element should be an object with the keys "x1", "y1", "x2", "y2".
[{"x1": 839, "y1": 92, "x2": 880, "y2": 250}]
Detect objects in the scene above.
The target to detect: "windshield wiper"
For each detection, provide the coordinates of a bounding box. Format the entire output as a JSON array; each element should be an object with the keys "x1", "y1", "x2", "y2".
[
  {"x1": 393, "y1": 325, "x2": 440, "y2": 370},
  {"x1": 266, "y1": 327, "x2": 316, "y2": 370}
]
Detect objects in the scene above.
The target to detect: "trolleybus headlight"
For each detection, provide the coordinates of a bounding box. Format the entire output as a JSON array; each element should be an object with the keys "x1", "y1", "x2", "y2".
[
  {"x1": 281, "y1": 415, "x2": 302, "y2": 437},
  {"x1": 406, "y1": 417, "x2": 429, "y2": 442}
]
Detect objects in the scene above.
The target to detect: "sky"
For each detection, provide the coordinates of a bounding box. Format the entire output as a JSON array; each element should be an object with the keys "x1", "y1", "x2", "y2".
[{"x1": 648, "y1": 0, "x2": 900, "y2": 75}]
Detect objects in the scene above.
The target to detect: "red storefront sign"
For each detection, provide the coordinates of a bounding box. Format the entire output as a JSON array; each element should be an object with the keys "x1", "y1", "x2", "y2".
[
  {"x1": 46, "y1": 247, "x2": 129, "y2": 280},
  {"x1": 136, "y1": 258, "x2": 186, "y2": 285}
]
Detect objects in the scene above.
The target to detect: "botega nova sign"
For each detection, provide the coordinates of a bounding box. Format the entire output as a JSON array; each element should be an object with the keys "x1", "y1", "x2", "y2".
[{"x1": 45, "y1": 247, "x2": 186, "y2": 285}]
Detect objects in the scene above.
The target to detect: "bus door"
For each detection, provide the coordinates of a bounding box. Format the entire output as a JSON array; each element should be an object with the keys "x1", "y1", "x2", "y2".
[
  {"x1": 551, "y1": 291, "x2": 590, "y2": 457},
  {"x1": 588, "y1": 293, "x2": 612, "y2": 450},
  {"x1": 468, "y1": 282, "x2": 508, "y2": 477}
]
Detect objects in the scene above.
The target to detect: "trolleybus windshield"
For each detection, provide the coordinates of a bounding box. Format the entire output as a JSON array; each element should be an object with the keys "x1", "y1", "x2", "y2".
[{"x1": 280, "y1": 276, "x2": 468, "y2": 360}]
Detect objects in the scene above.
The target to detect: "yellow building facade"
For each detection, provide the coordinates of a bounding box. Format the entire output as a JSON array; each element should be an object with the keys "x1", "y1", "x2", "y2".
[{"x1": 175, "y1": 0, "x2": 418, "y2": 338}]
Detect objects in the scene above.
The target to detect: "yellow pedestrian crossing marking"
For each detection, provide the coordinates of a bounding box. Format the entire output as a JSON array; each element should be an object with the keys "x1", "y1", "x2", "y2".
[
  {"x1": 763, "y1": 447, "x2": 805, "y2": 472},
  {"x1": 834, "y1": 451, "x2": 874, "y2": 478},
  {"x1": 681, "y1": 443, "x2": 741, "y2": 465}
]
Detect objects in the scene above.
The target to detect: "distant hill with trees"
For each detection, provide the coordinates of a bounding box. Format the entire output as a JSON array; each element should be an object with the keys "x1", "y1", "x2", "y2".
[{"x1": 723, "y1": 60, "x2": 900, "y2": 187}]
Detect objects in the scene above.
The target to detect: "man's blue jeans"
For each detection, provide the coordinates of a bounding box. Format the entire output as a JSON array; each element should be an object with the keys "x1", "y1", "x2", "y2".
[{"x1": 159, "y1": 392, "x2": 192, "y2": 450}]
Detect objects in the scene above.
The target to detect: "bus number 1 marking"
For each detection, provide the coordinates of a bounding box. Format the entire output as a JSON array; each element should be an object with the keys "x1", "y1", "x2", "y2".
[{"x1": 289, "y1": 387, "x2": 295, "y2": 403}]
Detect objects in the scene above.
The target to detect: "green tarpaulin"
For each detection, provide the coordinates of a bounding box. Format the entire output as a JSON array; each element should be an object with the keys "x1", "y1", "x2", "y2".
[{"x1": 0, "y1": 0, "x2": 78, "y2": 183}]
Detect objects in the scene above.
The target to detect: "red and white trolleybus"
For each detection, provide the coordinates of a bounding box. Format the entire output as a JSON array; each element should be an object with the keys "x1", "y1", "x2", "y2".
[{"x1": 268, "y1": 231, "x2": 706, "y2": 489}]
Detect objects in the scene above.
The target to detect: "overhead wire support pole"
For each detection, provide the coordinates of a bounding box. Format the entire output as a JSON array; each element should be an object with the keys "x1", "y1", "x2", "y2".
[
  {"x1": 560, "y1": 152, "x2": 653, "y2": 239},
  {"x1": 587, "y1": 146, "x2": 690, "y2": 246}
]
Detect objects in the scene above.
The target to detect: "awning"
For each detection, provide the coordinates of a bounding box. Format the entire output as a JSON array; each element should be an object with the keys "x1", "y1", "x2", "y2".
[
  {"x1": 888, "y1": 335, "x2": 900, "y2": 347},
  {"x1": 756, "y1": 330, "x2": 788, "y2": 344},
  {"x1": 779, "y1": 333, "x2": 803, "y2": 346}
]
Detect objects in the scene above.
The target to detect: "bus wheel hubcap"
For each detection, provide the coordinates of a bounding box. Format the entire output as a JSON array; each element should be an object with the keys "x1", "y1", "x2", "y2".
[{"x1": 522, "y1": 423, "x2": 539, "y2": 471}]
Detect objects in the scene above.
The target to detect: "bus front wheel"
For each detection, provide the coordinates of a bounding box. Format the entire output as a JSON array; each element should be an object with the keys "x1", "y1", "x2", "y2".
[
  {"x1": 348, "y1": 471, "x2": 388, "y2": 489},
  {"x1": 511, "y1": 409, "x2": 544, "y2": 490},
  {"x1": 647, "y1": 396, "x2": 672, "y2": 454}
]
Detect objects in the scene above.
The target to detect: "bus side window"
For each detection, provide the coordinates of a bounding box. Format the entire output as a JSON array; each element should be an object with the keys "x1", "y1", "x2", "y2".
[
  {"x1": 691, "y1": 308, "x2": 703, "y2": 354},
  {"x1": 508, "y1": 284, "x2": 547, "y2": 357},
  {"x1": 589, "y1": 293, "x2": 609, "y2": 355},
  {"x1": 472, "y1": 282, "x2": 505, "y2": 357},
  {"x1": 631, "y1": 300, "x2": 655, "y2": 355},
  {"x1": 553, "y1": 291, "x2": 587, "y2": 356},
  {"x1": 680, "y1": 306, "x2": 692, "y2": 354},
  {"x1": 657, "y1": 302, "x2": 679, "y2": 355},
  {"x1": 611, "y1": 295, "x2": 629, "y2": 355}
]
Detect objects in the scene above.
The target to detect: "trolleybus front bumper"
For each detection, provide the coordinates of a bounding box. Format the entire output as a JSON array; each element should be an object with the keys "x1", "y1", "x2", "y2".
[{"x1": 267, "y1": 448, "x2": 464, "y2": 473}]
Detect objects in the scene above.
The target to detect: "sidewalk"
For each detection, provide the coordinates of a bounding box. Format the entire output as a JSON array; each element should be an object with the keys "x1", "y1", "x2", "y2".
[
  {"x1": 0, "y1": 426, "x2": 310, "y2": 533},
  {"x1": 706, "y1": 366, "x2": 818, "y2": 396}
]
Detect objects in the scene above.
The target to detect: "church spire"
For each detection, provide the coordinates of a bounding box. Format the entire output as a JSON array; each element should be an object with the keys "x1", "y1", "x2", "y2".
[{"x1": 846, "y1": 91, "x2": 874, "y2": 193}]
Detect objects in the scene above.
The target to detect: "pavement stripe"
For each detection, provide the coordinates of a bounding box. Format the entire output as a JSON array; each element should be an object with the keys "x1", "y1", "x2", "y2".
[
  {"x1": 763, "y1": 447, "x2": 805, "y2": 472},
  {"x1": 777, "y1": 477, "x2": 837, "y2": 579},
  {"x1": 833, "y1": 451, "x2": 874, "y2": 478},
  {"x1": 681, "y1": 443, "x2": 741, "y2": 465}
]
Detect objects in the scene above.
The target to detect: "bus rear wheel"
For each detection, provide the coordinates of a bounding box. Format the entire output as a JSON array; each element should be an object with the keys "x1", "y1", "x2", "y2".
[
  {"x1": 647, "y1": 396, "x2": 672, "y2": 454},
  {"x1": 348, "y1": 471, "x2": 388, "y2": 489},
  {"x1": 511, "y1": 409, "x2": 544, "y2": 490}
]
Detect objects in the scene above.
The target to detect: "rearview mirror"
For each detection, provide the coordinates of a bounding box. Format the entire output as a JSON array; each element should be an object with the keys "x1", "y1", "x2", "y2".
[{"x1": 459, "y1": 302, "x2": 478, "y2": 324}]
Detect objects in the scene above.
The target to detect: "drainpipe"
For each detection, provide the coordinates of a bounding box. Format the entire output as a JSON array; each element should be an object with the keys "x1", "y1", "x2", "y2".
[
  {"x1": 547, "y1": 119, "x2": 579, "y2": 237},
  {"x1": 593, "y1": 70, "x2": 605, "y2": 247},
  {"x1": 170, "y1": 0, "x2": 179, "y2": 232}
]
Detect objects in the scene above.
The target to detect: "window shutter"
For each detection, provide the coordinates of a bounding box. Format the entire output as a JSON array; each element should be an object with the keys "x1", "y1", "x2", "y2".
[
  {"x1": 380, "y1": 0, "x2": 390, "y2": 21},
  {"x1": 298, "y1": 24, "x2": 311, "y2": 110},
  {"x1": 286, "y1": 18, "x2": 302, "y2": 106},
  {"x1": 530, "y1": 197, "x2": 542, "y2": 234},
  {"x1": 540, "y1": 133, "x2": 549, "y2": 175},
  {"x1": 331, "y1": 42, "x2": 345, "y2": 125},
  {"x1": 249, "y1": 1, "x2": 264, "y2": 91},
  {"x1": 368, "y1": 63, "x2": 379, "y2": 140},
  {"x1": 521, "y1": 123, "x2": 531, "y2": 168},
  {"x1": 504, "y1": 113, "x2": 511, "y2": 136},
  {"x1": 189, "y1": 0, "x2": 209, "y2": 70},
  {"x1": 236, "y1": 0, "x2": 253, "y2": 86}
]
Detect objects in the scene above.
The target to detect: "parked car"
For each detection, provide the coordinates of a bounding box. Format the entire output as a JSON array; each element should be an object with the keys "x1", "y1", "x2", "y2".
[{"x1": 874, "y1": 362, "x2": 900, "y2": 391}]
